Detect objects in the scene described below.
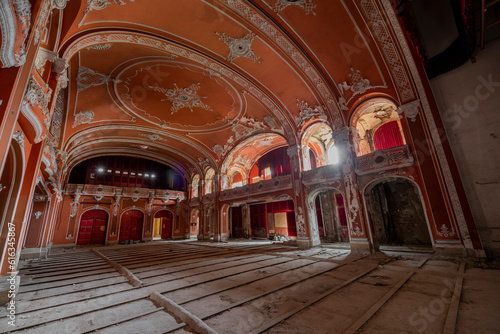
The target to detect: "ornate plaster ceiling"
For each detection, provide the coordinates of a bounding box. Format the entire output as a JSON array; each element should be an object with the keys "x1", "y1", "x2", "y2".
[{"x1": 53, "y1": 0, "x2": 418, "y2": 179}]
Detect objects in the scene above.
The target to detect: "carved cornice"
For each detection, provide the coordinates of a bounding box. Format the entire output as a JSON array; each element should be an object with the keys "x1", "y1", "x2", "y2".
[{"x1": 0, "y1": 0, "x2": 31, "y2": 67}]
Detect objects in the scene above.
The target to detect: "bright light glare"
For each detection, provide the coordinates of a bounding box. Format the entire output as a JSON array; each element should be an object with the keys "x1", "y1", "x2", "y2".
[{"x1": 328, "y1": 146, "x2": 339, "y2": 164}]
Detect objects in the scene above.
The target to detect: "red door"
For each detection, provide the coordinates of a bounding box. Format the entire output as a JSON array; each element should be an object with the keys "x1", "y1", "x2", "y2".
[
  {"x1": 155, "y1": 210, "x2": 173, "y2": 239},
  {"x1": 77, "y1": 210, "x2": 108, "y2": 245},
  {"x1": 161, "y1": 215, "x2": 172, "y2": 239},
  {"x1": 119, "y1": 210, "x2": 143, "y2": 242}
]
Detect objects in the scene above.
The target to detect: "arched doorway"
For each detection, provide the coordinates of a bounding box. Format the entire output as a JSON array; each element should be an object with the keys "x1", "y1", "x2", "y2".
[
  {"x1": 119, "y1": 210, "x2": 144, "y2": 243},
  {"x1": 77, "y1": 210, "x2": 108, "y2": 245},
  {"x1": 308, "y1": 189, "x2": 349, "y2": 245},
  {"x1": 366, "y1": 178, "x2": 432, "y2": 247},
  {"x1": 153, "y1": 210, "x2": 173, "y2": 240},
  {"x1": 190, "y1": 209, "x2": 199, "y2": 238}
]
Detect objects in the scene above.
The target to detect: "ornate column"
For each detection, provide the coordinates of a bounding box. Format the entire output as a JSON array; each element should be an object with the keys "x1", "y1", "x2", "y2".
[
  {"x1": 287, "y1": 145, "x2": 318, "y2": 248},
  {"x1": 334, "y1": 128, "x2": 373, "y2": 252}
]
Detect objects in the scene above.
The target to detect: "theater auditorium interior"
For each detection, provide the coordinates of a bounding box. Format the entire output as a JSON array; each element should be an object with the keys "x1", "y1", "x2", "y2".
[{"x1": 0, "y1": 0, "x2": 499, "y2": 333}]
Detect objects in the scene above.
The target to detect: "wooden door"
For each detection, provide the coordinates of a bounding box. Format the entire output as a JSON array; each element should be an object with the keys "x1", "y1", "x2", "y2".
[
  {"x1": 119, "y1": 210, "x2": 143, "y2": 242},
  {"x1": 78, "y1": 210, "x2": 107, "y2": 245},
  {"x1": 161, "y1": 214, "x2": 172, "y2": 239}
]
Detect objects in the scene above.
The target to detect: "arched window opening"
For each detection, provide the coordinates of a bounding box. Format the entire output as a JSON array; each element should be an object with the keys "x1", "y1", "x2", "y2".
[
  {"x1": 249, "y1": 147, "x2": 290, "y2": 184},
  {"x1": 351, "y1": 101, "x2": 406, "y2": 156}
]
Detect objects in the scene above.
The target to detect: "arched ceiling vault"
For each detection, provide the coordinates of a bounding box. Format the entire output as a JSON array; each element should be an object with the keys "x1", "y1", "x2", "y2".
[{"x1": 54, "y1": 0, "x2": 417, "y2": 179}]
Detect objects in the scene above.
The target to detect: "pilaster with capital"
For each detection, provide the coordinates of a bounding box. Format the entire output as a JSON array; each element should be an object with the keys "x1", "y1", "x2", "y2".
[{"x1": 334, "y1": 127, "x2": 373, "y2": 252}]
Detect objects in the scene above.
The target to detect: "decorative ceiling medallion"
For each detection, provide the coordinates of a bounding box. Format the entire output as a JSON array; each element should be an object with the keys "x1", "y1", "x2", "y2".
[
  {"x1": 73, "y1": 110, "x2": 94, "y2": 128},
  {"x1": 85, "y1": 43, "x2": 113, "y2": 51},
  {"x1": 217, "y1": 32, "x2": 260, "y2": 63},
  {"x1": 272, "y1": 0, "x2": 317, "y2": 15},
  {"x1": 149, "y1": 83, "x2": 212, "y2": 115},
  {"x1": 77, "y1": 66, "x2": 118, "y2": 92},
  {"x1": 139, "y1": 133, "x2": 166, "y2": 141}
]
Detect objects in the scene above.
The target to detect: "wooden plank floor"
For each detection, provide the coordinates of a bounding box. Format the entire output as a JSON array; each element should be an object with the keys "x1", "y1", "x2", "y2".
[{"x1": 1, "y1": 241, "x2": 499, "y2": 333}]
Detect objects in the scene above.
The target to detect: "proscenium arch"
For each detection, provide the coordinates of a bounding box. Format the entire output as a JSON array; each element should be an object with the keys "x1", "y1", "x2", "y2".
[{"x1": 362, "y1": 175, "x2": 435, "y2": 247}]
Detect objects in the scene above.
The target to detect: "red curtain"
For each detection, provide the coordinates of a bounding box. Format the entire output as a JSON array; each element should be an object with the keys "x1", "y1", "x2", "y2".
[{"x1": 373, "y1": 121, "x2": 404, "y2": 150}]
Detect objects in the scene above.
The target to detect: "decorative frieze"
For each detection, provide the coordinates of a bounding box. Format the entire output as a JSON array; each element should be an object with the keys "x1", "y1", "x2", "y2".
[{"x1": 65, "y1": 185, "x2": 186, "y2": 203}]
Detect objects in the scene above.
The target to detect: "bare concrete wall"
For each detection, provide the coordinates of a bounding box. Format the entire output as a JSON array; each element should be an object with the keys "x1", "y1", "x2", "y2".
[{"x1": 430, "y1": 41, "x2": 500, "y2": 257}]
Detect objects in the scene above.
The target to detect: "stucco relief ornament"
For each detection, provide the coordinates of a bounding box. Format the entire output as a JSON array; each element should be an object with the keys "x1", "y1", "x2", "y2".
[
  {"x1": 272, "y1": 0, "x2": 317, "y2": 15},
  {"x1": 294, "y1": 99, "x2": 327, "y2": 128},
  {"x1": 149, "y1": 83, "x2": 211, "y2": 115},
  {"x1": 79, "y1": 0, "x2": 135, "y2": 27},
  {"x1": 296, "y1": 206, "x2": 307, "y2": 237},
  {"x1": 34, "y1": 211, "x2": 43, "y2": 219},
  {"x1": 13, "y1": 131, "x2": 25, "y2": 148},
  {"x1": 396, "y1": 100, "x2": 420, "y2": 122},
  {"x1": 73, "y1": 110, "x2": 94, "y2": 127},
  {"x1": 338, "y1": 68, "x2": 375, "y2": 111},
  {"x1": 85, "y1": 43, "x2": 112, "y2": 50},
  {"x1": 217, "y1": 32, "x2": 260, "y2": 63},
  {"x1": 76, "y1": 67, "x2": 119, "y2": 92}
]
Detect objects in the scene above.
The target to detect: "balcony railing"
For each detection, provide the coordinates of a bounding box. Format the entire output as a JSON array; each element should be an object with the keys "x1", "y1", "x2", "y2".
[
  {"x1": 302, "y1": 164, "x2": 342, "y2": 186},
  {"x1": 355, "y1": 145, "x2": 414, "y2": 175},
  {"x1": 220, "y1": 174, "x2": 292, "y2": 201},
  {"x1": 65, "y1": 184, "x2": 186, "y2": 201}
]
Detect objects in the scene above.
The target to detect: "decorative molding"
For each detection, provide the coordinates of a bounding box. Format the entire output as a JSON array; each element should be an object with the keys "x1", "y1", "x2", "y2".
[
  {"x1": 85, "y1": 43, "x2": 112, "y2": 50},
  {"x1": 13, "y1": 131, "x2": 25, "y2": 148},
  {"x1": 396, "y1": 99, "x2": 420, "y2": 122},
  {"x1": 302, "y1": 164, "x2": 342, "y2": 186},
  {"x1": 77, "y1": 66, "x2": 118, "y2": 92},
  {"x1": 33, "y1": 0, "x2": 51, "y2": 45},
  {"x1": 52, "y1": 0, "x2": 70, "y2": 10},
  {"x1": 357, "y1": 0, "x2": 414, "y2": 102},
  {"x1": 217, "y1": 32, "x2": 260, "y2": 63},
  {"x1": 0, "y1": 0, "x2": 31, "y2": 67},
  {"x1": 34, "y1": 211, "x2": 43, "y2": 219},
  {"x1": 295, "y1": 99, "x2": 327, "y2": 128},
  {"x1": 35, "y1": 47, "x2": 57, "y2": 71},
  {"x1": 272, "y1": 0, "x2": 316, "y2": 15},
  {"x1": 25, "y1": 77, "x2": 52, "y2": 116},
  {"x1": 79, "y1": 0, "x2": 135, "y2": 26},
  {"x1": 148, "y1": 83, "x2": 211, "y2": 115},
  {"x1": 73, "y1": 110, "x2": 94, "y2": 127}
]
